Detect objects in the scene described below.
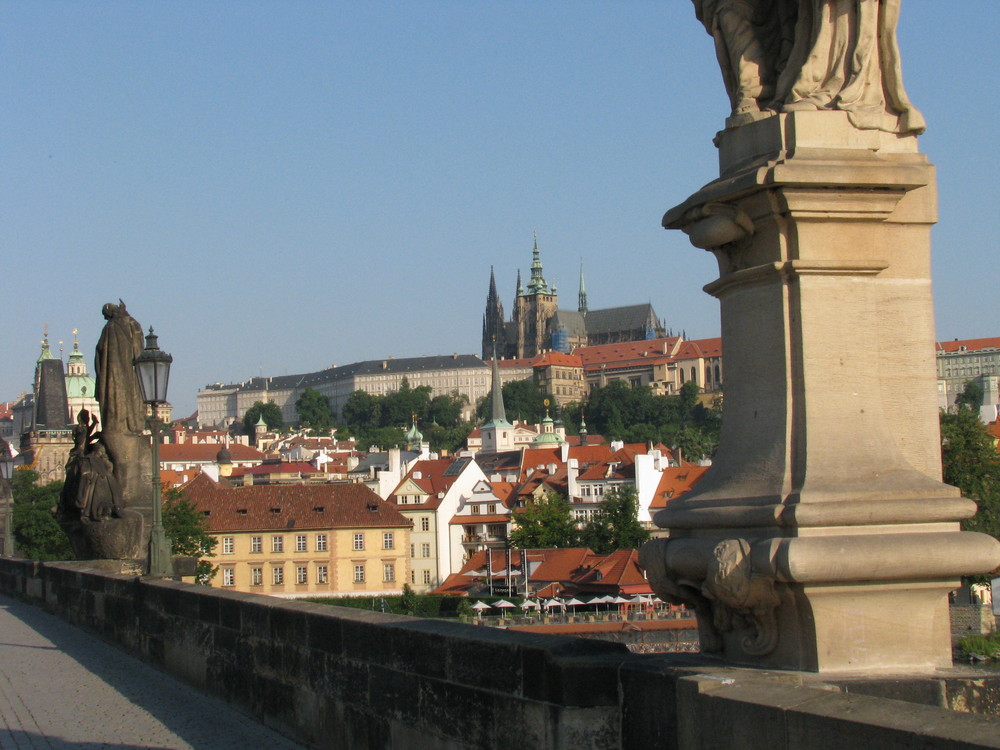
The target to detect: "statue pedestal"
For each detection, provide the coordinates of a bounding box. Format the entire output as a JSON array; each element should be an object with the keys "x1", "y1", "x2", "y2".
[{"x1": 641, "y1": 112, "x2": 1000, "y2": 672}]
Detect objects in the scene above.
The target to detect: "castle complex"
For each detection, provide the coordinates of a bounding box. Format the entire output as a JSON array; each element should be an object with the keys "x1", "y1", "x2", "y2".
[{"x1": 482, "y1": 237, "x2": 666, "y2": 360}]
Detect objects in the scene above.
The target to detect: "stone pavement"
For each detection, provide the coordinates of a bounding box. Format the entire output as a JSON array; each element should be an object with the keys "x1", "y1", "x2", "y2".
[{"x1": 0, "y1": 595, "x2": 306, "y2": 750}]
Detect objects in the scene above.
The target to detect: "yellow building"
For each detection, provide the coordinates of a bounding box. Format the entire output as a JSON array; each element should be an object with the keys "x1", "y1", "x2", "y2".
[{"x1": 182, "y1": 473, "x2": 411, "y2": 598}]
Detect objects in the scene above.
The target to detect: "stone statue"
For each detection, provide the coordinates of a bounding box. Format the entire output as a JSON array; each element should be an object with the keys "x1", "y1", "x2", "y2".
[
  {"x1": 59, "y1": 410, "x2": 124, "y2": 523},
  {"x1": 57, "y1": 408, "x2": 142, "y2": 561},
  {"x1": 694, "y1": 0, "x2": 925, "y2": 134},
  {"x1": 94, "y1": 300, "x2": 145, "y2": 436}
]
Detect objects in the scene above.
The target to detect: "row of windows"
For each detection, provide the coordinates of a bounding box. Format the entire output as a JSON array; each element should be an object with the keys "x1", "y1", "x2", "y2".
[
  {"x1": 221, "y1": 562, "x2": 396, "y2": 586},
  {"x1": 409, "y1": 543, "x2": 432, "y2": 558},
  {"x1": 354, "y1": 532, "x2": 395, "y2": 551},
  {"x1": 410, "y1": 569, "x2": 433, "y2": 585},
  {"x1": 221, "y1": 532, "x2": 396, "y2": 554}
]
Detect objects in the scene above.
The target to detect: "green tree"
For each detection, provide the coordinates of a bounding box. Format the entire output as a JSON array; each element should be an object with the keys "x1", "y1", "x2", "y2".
[
  {"x1": 295, "y1": 388, "x2": 333, "y2": 432},
  {"x1": 510, "y1": 491, "x2": 579, "y2": 549},
  {"x1": 427, "y1": 393, "x2": 467, "y2": 426},
  {"x1": 162, "y1": 488, "x2": 218, "y2": 584},
  {"x1": 399, "y1": 583, "x2": 418, "y2": 615},
  {"x1": 242, "y1": 400, "x2": 284, "y2": 437},
  {"x1": 579, "y1": 485, "x2": 650, "y2": 555},
  {"x1": 11, "y1": 469, "x2": 72, "y2": 561},
  {"x1": 342, "y1": 390, "x2": 382, "y2": 431},
  {"x1": 381, "y1": 378, "x2": 432, "y2": 427},
  {"x1": 941, "y1": 407, "x2": 1000, "y2": 581},
  {"x1": 476, "y1": 379, "x2": 549, "y2": 424},
  {"x1": 956, "y1": 380, "x2": 985, "y2": 411}
]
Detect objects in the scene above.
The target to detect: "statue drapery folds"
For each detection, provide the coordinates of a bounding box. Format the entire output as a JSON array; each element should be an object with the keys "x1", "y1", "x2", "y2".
[
  {"x1": 693, "y1": 0, "x2": 925, "y2": 134},
  {"x1": 94, "y1": 300, "x2": 145, "y2": 435}
]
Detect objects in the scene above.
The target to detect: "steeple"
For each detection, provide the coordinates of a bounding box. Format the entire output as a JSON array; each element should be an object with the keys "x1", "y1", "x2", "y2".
[
  {"x1": 488, "y1": 344, "x2": 509, "y2": 427},
  {"x1": 33, "y1": 327, "x2": 70, "y2": 431},
  {"x1": 515, "y1": 269, "x2": 524, "y2": 297},
  {"x1": 578, "y1": 262, "x2": 588, "y2": 315},
  {"x1": 66, "y1": 330, "x2": 86, "y2": 377},
  {"x1": 37, "y1": 327, "x2": 53, "y2": 362},
  {"x1": 526, "y1": 232, "x2": 549, "y2": 295},
  {"x1": 481, "y1": 266, "x2": 507, "y2": 359},
  {"x1": 481, "y1": 343, "x2": 514, "y2": 453}
]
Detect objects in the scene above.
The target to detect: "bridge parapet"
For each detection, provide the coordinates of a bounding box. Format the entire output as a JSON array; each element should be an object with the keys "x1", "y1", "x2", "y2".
[{"x1": 1, "y1": 559, "x2": 998, "y2": 749}]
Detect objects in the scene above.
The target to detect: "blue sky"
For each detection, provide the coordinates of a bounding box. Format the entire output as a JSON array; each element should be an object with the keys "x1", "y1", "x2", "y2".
[{"x1": 4, "y1": 2, "x2": 998, "y2": 418}]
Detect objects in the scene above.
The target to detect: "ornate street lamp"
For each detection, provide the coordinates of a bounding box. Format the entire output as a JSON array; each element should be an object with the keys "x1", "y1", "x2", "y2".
[
  {"x1": 133, "y1": 327, "x2": 173, "y2": 576},
  {"x1": 0, "y1": 437, "x2": 14, "y2": 558}
]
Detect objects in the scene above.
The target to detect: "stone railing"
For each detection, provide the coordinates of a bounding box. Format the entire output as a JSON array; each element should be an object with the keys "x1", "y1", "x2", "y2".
[{"x1": 1, "y1": 559, "x2": 998, "y2": 749}]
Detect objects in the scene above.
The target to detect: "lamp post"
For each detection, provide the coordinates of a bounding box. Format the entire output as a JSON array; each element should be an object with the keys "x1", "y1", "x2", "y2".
[
  {"x1": 0, "y1": 437, "x2": 14, "y2": 558},
  {"x1": 133, "y1": 327, "x2": 173, "y2": 576}
]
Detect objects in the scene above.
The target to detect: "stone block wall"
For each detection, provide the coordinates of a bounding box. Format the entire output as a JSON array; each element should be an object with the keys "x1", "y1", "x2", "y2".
[
  {"x1": 1, "y1": 559, "x2": 999, "y2": 750},
  {"x1": 951, "y1": 605, "x2": 999, "y2": 644}
]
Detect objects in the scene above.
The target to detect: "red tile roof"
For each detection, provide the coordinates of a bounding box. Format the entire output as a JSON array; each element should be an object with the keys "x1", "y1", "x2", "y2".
[
  {"x1": 433, "y1": 547, "x2": 653, "y2": 597},
  {"x1": 936, "y1": 337, "x2": 1000, "y2": 353},
  {"x1": 388, "y1": 457, "x2": 461, "y2": 509},
  {"x1": 181, "y1": 473, "x2": 410, "y2": 533},
  {"x1": 243, "y1": 461, "x2": 321, "y2": 476},
  {"x1": 648, "y1": 466, "x2": 711, "y2": 510},
  {"x1": 159, "y1": 443, "x2": 265, "y2": 463}
]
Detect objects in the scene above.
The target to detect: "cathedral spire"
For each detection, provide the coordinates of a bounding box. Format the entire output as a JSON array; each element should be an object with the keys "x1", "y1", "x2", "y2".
[
  {"x1": 482, "y1": 266, "x2": 507, "y2": 359},
  {"x1": 578, "y1": 262, "x2": 588, "y2": 315},
  {"x1": 526, "y1": 232, "x2": 548, "y2": 295}
]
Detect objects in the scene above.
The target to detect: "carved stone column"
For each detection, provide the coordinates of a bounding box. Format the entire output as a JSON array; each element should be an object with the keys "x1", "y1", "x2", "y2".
[{"x1": 640, "y1": 111, "x2": 1000, "y2": 672}]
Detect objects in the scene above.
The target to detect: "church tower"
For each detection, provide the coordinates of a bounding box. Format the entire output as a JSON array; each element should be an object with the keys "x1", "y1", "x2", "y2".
[
  {"x1": 512, "y1": 235, "x2": 559, "y2": 359},
  {"x1": 65, "y1": 330, "x2": 100, "y2": 427},
  {"x1": 481, "y1": 267, "x2": 507, "y2": 360},
  {"x1": 578, "y1": 263, "x2": 588, "y2": 315},
  {"x1": 481, "y1": 345, "x2": 515, "y2": 454}
]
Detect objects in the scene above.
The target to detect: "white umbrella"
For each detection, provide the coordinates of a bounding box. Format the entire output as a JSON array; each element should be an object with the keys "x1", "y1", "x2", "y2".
[
  {"x1": 563, "y1": 597, "x2": 584, "y2": 613},
  {"x1": 471, "y1": 600, "x2": 490, "y2": 612},
  {"x1": 612, "y1": 595, "x2": 631, "y2": 605},
  {"x1": 493, "y1": 599, "x2": 515, "y2": 617},
  {"x1": 520, "y1": 599, "x2": 540, "y2": 610},
  {"x1": 544, "y1": 598, "x2": 565, "y2": 610},
  {"x1": 596, "y1": 595, "x2": 616, "y2": 612}
]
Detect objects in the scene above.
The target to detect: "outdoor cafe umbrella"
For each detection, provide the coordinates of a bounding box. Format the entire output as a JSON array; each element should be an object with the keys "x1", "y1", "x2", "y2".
[
  {"x1": 493, "y1": 599, "x2": 515, "y2": 617},
  {"x1": 520, "y1": 599, "x2": 539, "y2": 611},
  {"x1": 593, "y1": 595, "x2": 615, "y2": 612},
  {"x1": 471, "y1": 600, "x2": 490, "y2": 614},
  {"x1": 563, "y1": 597, "x2": 584, "y2": 614},
  {"x1": 544, "y1": 598, "x2": 565, "y2": 611}
]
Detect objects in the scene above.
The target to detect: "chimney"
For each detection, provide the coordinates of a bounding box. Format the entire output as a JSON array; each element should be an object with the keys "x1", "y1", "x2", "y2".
[{"x1": 388, "y1": 446, "x2": 400, "y2": 474}]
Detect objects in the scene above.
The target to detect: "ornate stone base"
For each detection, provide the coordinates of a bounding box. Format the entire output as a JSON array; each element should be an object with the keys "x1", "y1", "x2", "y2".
[
  {"x1": 60, "y1": 509, "x2": 144, "y2": 561},
  {"x1": 647, "y1": 112, "x2": 1000, "y2": 673}
]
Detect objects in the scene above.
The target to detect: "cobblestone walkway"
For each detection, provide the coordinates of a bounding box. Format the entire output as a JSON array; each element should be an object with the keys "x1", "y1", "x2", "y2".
[{"x1": 0, "y1": 595, "x2": 306, "y2": 749}]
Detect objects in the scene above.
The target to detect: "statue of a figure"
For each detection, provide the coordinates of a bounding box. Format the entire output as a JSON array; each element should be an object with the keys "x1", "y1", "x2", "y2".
[
  {"x1": 59, "y1": 409, "x2": 124, "y2": 523},
  {"x1": 94, "y1": 301, "x2": 145, "y2": 435},
  {"x1": 694, "y1": 0, "x2": 925, "y2": 134}
]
